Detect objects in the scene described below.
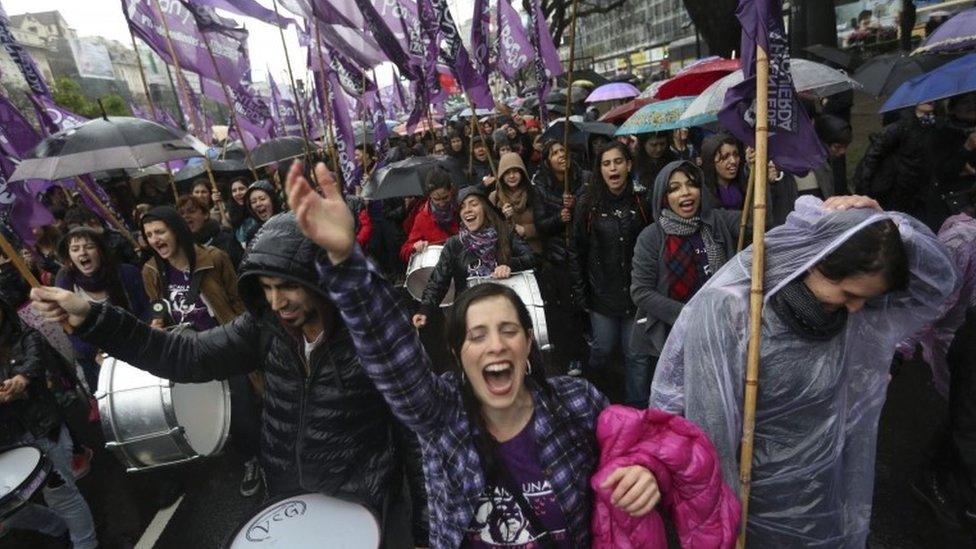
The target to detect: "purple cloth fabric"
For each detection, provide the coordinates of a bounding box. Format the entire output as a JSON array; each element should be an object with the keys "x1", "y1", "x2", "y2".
[
  {"x1": 465, "y1": 420, "x2": 572, "y2": 548},
  {"x1": 200, "y1": 0, "x2": 294, "y2": 28},
  {"x1": 313, "y1": 46, "x2": 358, "y2": 192},
  {"x1": 716, "y1": 184, "x2": 744, "y2": 210},
  {"x1": 163, "y1": 263, "x2": 218, "y2": 331},
  {"x1": 0, "y1": 4, "x2": 51, "y2": 96},
  {"x1": 0, "y1": 93, "x2": 41, "y2": 157},
  {"x1": 316, "y1": 247, "x2": 608, "y2": 548},
  {"x1": 352, "y1": 0, "x2": 419, "y2": 81},
  {"x1": 0, "y1": 155, "x2": 54, "y2": 247},
  {"x1": 124, "y1": 0, "x2": 249, "y2": 86},
  {"x1": 470, "y1": 0, "x2": 491, "y2": 80},
  {"x1": 459, "y1": 225, "x2": 499, "y2": 276},
  {"x1": 202, "y1": 77, "x2": 274, "y2": 149},
  {"x1": 717, "y1": 0, "x2": 826, "y2": 175},
  {"x1": 497, "y1": 0, "x2": 533, "y2": 80},
  {"x1": 29, "y1": 93, "x2": 86, "y2": 136}
]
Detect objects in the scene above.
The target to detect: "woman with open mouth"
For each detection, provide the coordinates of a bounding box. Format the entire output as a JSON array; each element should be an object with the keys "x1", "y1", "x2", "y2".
[
  {"x1": 568, "y1": 142, "x2": 652, "y2": 389},
  {"x1": 412, "y1": 186, "x2": 535, "y2": 330},
  {"x1": 287, "y1": 165, "x2": 737, "y2": 549},
  {"x1": 242, "y1": 180, "x2": 283, "y2": 246},
  {"x1": 628, "y1": 160, "x2": 742, "y2": 408},
  {"x1": 399, "y1": 167, "x2": 459, "y2": 264},
  {"x1": 55, "y1": 227, "x2": 150, "y2": 391},
  {"x1": 226, "y1": 177, "x2": 257, "y2": 246}
]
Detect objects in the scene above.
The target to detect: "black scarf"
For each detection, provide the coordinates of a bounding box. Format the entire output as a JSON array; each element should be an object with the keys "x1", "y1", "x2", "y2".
[{"x1": 770, "y1": 277, "x2": 848, "y2": 341}]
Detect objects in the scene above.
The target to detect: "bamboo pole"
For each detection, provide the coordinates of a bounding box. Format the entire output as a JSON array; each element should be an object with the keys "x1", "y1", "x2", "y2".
[
  {"x1": 128, "y1": 31, "x2": 157, "y2": 120},
  {"x1": 737, "y1": 169, "x2": 756, "y2": 252},
  {"x1": 561, "y1": 0, "x2": 581, "y2": 198},
  {"x1": 312, "y1": 18, "x2": 340, "y2": 174},
  {"x1": 270, "y1": 0, "x2": 312, "y2": 162},
  {"x1": 736, "y1": 44, "x2": 770, "y2": 549},
  {"x1": 151, "y1": 0, "x2": 201, "y2": 134},
  {"x1": 0, "y1": 231, "x2": 41, "y2": 288},
  {"x1": 162, "y1": 64, "x2": 188, "y2": 131},
  {"x1": 359, "y1": 69, "x2": 370, "y2": 190},
  {"x1": 463, "y1": 91, "x2": 497, "y2": 180},
  {"x1": 198, "y1": 28, "x2": 259, "y2": 181}
]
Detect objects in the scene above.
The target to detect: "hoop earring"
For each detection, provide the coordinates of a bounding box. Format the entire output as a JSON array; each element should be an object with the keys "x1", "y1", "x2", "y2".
[{"x1": 526, "y1": 360, "x2": 532, "y2": 375}]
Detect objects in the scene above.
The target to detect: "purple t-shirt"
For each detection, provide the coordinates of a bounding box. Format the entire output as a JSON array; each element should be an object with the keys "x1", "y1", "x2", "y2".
[
  {"x1": 164, "y1": 264, "x2": 218, "y2": 331},
  {"x1": 466, "y1": 420, "x2": 572, "y2": 548},
  {"x1": 716, "y1": 184, "x2": 744, "y2": 210}
]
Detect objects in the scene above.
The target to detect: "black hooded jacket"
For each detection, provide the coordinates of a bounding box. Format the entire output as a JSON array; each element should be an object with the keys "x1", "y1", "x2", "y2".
[
  {"x1": 194, "y1": 218, "x2": 244, "y2": 268},
  {"x1": 72, "y1": 213, "x2": 402, "y2": 513},
  {"x1": 0, "y1": 300, "x2": 65, "y2": 445}
]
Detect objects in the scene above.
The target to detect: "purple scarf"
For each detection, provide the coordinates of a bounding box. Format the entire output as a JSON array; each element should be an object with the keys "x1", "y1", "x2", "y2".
[
  {"x1": 72, "y1": 269, "x2": 109, "y2": 294},
  {"x1": 459, "y1": 225, "x2": 498, "y2": 276},
  {"x1": 430, "y1": 200, "x2": 457, "y2": 233}
]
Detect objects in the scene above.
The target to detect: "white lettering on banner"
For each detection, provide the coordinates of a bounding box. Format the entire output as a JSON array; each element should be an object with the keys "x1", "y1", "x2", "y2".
[
  {"x1": 501, "y1": 25, "x2": 527, "y2": 70},
  {"x1": 765, "y1": 30, "x2": 796, "y2": 134},
  {"x1": 0, "y1": 176, "x2": 15, "y2": 207}
]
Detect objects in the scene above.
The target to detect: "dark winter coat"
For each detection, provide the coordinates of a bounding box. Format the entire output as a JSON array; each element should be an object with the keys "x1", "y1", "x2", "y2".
[
  {"x1": 853, "y1": 113, "x2": 937, "y2": 215},
  {"x1": 568, "y1": 185, "x2": 651, "y2": 317},
  {"x1": 630, "y1": 161, "x2": 741, "y2": 356},
  {"x1": 0, "y1": 301, "x2": 65, "y2": 445},
  {"x1": 531, "y1": 165, "x2": 589, "y2": 265},
  {"x1": 194, "y1": 218, "x2": 244, "y2": 268},
  {"x1": 419, "y1": 231, "x2": 536, "y2": 316},
  {"x1": 71, "y1": 213, "x2": 403, "y2": 513}
]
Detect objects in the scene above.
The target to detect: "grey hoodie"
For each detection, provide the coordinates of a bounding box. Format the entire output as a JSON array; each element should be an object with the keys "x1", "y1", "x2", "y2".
[{"x1": 630, "y1": 160, "x2": 741, "y2": 356}]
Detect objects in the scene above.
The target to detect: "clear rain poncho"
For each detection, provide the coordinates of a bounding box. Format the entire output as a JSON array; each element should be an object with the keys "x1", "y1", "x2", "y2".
[{"x1": 650, "y1": 196, "x2": 957, "y2": 548}]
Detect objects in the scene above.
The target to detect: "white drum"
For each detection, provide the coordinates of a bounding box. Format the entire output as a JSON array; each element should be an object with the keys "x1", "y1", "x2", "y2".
[
  {"x1": 227, "y1": 493, "x2": 381, "y2": 548},
  {"x1": 467, "y1": 270, "x2": 551, "y2": 351},
  {"x1": 0, "y1": 446, "x2": 51, "y2": 519},
  {"x1": 96, "y1": 356, "x2": 231, "y2": 472},
  {"x1": 406, "y1": 244, "x2": 455, "y2": 307}
]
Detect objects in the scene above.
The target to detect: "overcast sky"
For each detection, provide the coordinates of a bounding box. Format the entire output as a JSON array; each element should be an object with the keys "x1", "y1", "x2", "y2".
[{"x1": 1, "y1": 0, "x2": 476, "y2": 87}]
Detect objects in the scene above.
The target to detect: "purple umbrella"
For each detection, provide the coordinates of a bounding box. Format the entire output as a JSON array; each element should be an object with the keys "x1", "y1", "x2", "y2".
[
  {"x1": 914, "y1": 7, "x2": 976, "y2": 55},
  {"x1": 585, "y1": 82, "x2": 641, "y2": 103}
]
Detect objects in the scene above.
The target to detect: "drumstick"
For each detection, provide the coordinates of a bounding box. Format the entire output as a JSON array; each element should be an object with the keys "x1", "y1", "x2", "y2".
[{"x1": 0, "y1": 234, "x2": 73, "y2": 334}]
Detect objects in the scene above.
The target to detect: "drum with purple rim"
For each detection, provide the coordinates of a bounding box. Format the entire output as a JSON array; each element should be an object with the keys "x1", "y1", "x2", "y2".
[
  {"x1": 0, "y1": 446, "x2": 52, "y2": 520},
  {"x1": 226, "y1": 493, "x2": 381, "y2": 548}
]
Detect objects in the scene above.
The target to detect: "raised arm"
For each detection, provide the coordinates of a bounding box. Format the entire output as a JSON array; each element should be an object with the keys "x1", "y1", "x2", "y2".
[{"x1": 288, "y1": 161, "x2": 453, "y2": 436}]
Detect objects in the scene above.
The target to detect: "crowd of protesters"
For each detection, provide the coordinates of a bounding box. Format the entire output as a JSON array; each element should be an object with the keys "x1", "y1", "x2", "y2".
[{"x1": 3, "y1": 82, "x2": 976, "y2": 547}]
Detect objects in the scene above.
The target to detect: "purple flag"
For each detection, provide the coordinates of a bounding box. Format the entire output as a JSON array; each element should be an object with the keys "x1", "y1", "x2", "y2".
[
  {"x1": 425, "y1": 0, "x2": 493, "y2": 108},
  {"x1": 157, "y1": 108, "x2": 183, "y2": 130},
  {"x1": 268, "y1": 71, "x2": 287, "y2": 135},
  {"x1": 29, "y1": 94, "x2": 87, "y2": 136},
  {"x1": 202, "y1": 0, "x2": 294, "y2": 27},
  {"x1": 469, "y1": 0, "x2": 491, "y2": 80},
  {"x1": 203, "y1": 78, "x2": 274, "y2": 149},
  {"x1": 0, "y1": 5, "x2": 51, "y2": 97},
  {"x1": 529, "y1": 0, "x2": 563, "y2": 78},
  {"x1": 313, "y1": 48, "x2": 357, "y2": 192},
  {"x1": 128, "y1": 101, "x2": 150, "y2": 120},
  {"x1": 124, "y1": 0, "x2": 249, "y2": 86},
  {"x1": 351, "y1": 0, "x2": 419, "y2": 80},
  {"x1": 497, "y1": 0, "x2": 532, "y2": 79},
  {"x1": 718, "y1": 0, "x2": 826, "y2": 174},
  {"x1": 0, "y1": 155, "x2": 54, "y2": 247},
  {"x1": 0, "y1": 94, "x2": 41, "y2": 157},
  {"x1": 366, "y1": 90, "x2": 389, "y2": 166}
]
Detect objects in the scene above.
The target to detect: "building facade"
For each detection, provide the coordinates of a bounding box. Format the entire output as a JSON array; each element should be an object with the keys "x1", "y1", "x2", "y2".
[{"x1": 569, "y1": 0, "x2": 700, "y2": 79}]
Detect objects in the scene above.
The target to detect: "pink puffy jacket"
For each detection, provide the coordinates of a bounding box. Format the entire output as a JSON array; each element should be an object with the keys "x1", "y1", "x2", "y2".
[{"x1": 590, "y1": 405, "x2": 741, "y2": 548}]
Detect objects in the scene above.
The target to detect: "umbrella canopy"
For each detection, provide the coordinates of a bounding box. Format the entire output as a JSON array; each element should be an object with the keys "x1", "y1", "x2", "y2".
[
  {"x1": 914, "y1": 7, "x2": 976, "y2": 55},
  {"x1": 804, "y1": 44, "x2": 853, "y2": 68},
  {"x1": 173, "y1": 158, "x2": 247, "y2": 184},
  {"x1": 881, "y1": 52, "x2": 976, "y2": 113},
  {"x1": 540, "y1": 119, "x2": 618, "y2": 147},
  {"x1": 599, "y1": 97, "x2": 656, "y2": 124},
  {"x1": 362, "y1": 155, "x2": 451, "y2": 200},
  {"x1": 572, "y1": 79, "x2": 595, "y2": 89},
  {"x1": 680, "y1": 58, "x2": 861, "y2": 123},
  {"x1": 852, "y1": 52, "x2": 956, "y2": 98},
  {"x1": 393, "y1": 119, "x2": 443, "y2": 135},
  {"x1": 557, "y1": 69, "x2": 610, "y2": 87},
  {"x1": 250, "y1": 136, "x2": 314, "y2": 168},
  {"x1": 523, "y1": 96, "x2": 541, "y2": 110},
  {"x1": 455, "y1": 107, "x2": 496, "y2": 118},
  {"x1": 545, "y1": 87, "x2": 588, "y2": 105},
  {"x1": 9, "y1": 116, "x2": 207, "y2": 182},
  {"x1": 586, "y1": 82, "x2": 641, "y2": 103},
  {"x1": 639, "y1": 80, "x2": 667, "y2": 99},
  {"x1": 655, "y1": 57, "x2": 740, "y2": 100},
  {"x1": 616, "y1": 97, "x2": 699, "y2": 136}
]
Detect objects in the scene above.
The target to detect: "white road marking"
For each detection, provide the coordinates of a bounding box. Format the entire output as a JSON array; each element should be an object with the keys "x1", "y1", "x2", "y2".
[{"x1": 135, "y1": 494, "x2": 184, "y2": 549}]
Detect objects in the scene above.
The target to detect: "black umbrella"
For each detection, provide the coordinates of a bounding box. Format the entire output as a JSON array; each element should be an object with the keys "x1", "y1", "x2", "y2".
[
  {"x1": 363, "y1": 156, "x2": 460, "y2": 200},
  {"x1": 852, "y1": 52, "x2": 959, "y2": 98},
  {"x1": 804, "y1": 44, "x2": 853, "y2": 69},
  {"x1": 9, "y1": 116, "x2": 207, "y2": 182},
  {"x1": 250, "y1": 136, "x2": 314, "y2": 168},
  {"x1": 523, "y1": 96, "x2": 541, "y2": 110},
  {"x1": 545, "y1": 87, "x2": 588, "y2": 105},
  {"x1": 216, "y1": 140, "x2": 246, "y2": 160},
  {"x1": 557, "y1": 69, "x2": 610, "y2": 87},
  {"x1": 540, "y1": 120, "x2": 618, "y2": 147},
  {"x1": 173, "y1": 158, "x2": 247, "y2": 185}
]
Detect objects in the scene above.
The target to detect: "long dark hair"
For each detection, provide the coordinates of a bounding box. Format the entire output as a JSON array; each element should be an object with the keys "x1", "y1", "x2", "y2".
[
  {"x1": 634, "y1": 131, "x2": 676, "y2": 190},
  {"x1": 56, "y1": 227, "x2": 131, "y2": 309},
  {"x1": 582, "y1": 141, "x2": 635, "y2": 213},
  {"x1": 816, "y1": 219, "x2": 909, "y2": 292},
  {"x1": 700, "y1": 133, "x2": 746, "y2": 198},
  {"x1": 445, "y1": 284, "x2": 580, "y2": 476},
  {"x1": 227, "y1": 177, "x2": 251, "y2": 228},
  {"x1": 462, "y1": 192, "x2": 514, "y2": 265}
]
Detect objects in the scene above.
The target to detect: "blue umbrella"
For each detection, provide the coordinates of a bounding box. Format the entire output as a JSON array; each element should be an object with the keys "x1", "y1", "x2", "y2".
[
  {"x1": 615, "y1": 97, "x2": 710, "y2": 136},
  {"x1": 881, "y1": 53, "x2": 976, "y2": 113}
]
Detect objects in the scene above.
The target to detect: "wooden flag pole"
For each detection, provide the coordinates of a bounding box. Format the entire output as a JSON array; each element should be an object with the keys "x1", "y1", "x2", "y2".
[
  {"x1": 0, "y1": 231, "x2": 41, "y2": 288},
  {"x1": 463, "y1": 91, "x2": 497, "y2": 180},
  {"x1": 150, "y1": 0, "x2": 202, "y2": 135},
  {"x1": 128, "y1": 30, "x2": 158, "y2": 120},
  {"x1": 737, "y1": 169, "x2": 756, "y2": 252},
  {"x1": 270, "y1": 0, "x2": 312, "y2": 162},
  {"x1": 311, "y1": 18, "x2": 340, "y2": 174},
  {"x1": 736, "y1": 43, "x2": 770, "y2": 549},
  {"x1": 198, "y1": 29, "x2": 259, "y2": 181},
  {"x1": 560, "y1": 0, "x2": 581, "y2": 244}
]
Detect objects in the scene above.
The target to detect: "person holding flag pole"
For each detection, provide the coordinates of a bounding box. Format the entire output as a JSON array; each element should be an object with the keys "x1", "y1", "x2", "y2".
[{"x1": 649, "y1": 1, "x2": 961, "y2": 546}]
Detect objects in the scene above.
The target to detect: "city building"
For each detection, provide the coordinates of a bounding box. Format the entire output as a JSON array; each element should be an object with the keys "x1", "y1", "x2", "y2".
[{"x1": 568, "y1": 0, "x2": 703, "y2": 79}]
